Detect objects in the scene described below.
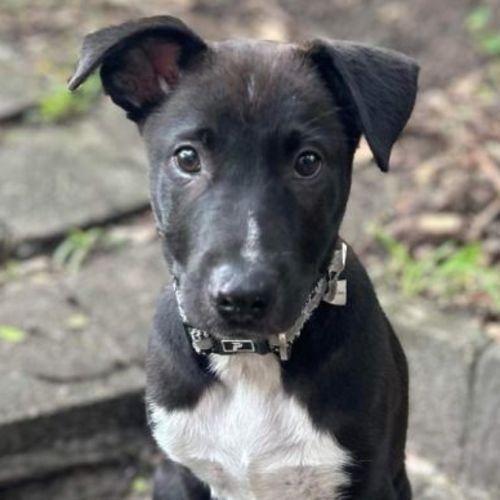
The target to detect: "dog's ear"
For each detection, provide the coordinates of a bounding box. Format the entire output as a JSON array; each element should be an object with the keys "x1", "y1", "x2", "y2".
[
  {"x1": 68, "y1": 16, "x2": 207, "y2": 121},
  {"x1": 306, "y1": 39, "x2": 419, "y2": 171}
]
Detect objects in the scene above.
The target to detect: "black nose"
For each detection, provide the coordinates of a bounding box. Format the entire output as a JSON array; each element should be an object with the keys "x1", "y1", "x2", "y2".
[{"x1": 209, "y1": 266, "x2": 276, "y2": 326}]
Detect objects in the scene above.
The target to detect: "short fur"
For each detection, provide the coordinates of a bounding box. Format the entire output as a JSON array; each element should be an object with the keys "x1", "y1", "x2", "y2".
[{"x1": 70, "y1": 15, "x2": 419, "y2": 500}]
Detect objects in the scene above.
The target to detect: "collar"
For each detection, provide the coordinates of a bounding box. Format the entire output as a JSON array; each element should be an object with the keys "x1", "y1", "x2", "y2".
[{"x1": 172, "y1": 242, "x2": 347, "y2": 362}]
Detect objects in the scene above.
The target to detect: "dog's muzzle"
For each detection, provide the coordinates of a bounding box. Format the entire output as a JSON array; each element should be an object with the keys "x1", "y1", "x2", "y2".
[{"x1": 172, "y1": 242, "x2": 347, "y2": 361}]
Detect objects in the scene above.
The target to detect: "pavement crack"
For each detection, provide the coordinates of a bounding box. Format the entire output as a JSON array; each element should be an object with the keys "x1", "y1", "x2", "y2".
[
  {"x1": 458, "y1": 337, "x2": 494, "y2": 476},
  {"x1": 29, "y1": 361, "x2": 137, "y2": 385}
]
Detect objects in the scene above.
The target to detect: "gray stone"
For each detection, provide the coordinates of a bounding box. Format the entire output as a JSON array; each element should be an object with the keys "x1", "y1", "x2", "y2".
[
  {"x1": 379, "y1": 290, "x2": 489, "y2": 478},
  {"x1": 0, "y1": 102, "x2": 148, "y2": 245},
  {"x1": 407, "y1": 453, "x2": 468, "y2": 500},
  {"x1": 70, "y1": 237, "x2": 168, "y2": 363},
  {"x1": 0, "y1": 238, "x2": 164, "y2": 426},
  {"x1": 2, "y1": 459, "x2": 147, "y2": 500},
  {"x1": 0, "y1": 44, "x2": 45, "y2": 119},
  {"x1": 462, "y1": 342, "x2": 500, "y2": 497},
  {"x1": 342, "y1": 155, "x2": 400, "y2": 250},
  {"x1": 0, "y1": 235, "x2": 167, "y2": 486}
]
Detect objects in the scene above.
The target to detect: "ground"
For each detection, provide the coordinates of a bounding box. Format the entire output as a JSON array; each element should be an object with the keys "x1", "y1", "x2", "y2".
[{"x1": 0, "y1": 1, "x2": 499, "y2": 499}]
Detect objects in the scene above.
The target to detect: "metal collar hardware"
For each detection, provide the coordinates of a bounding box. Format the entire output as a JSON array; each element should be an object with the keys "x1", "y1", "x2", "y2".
[{"x1": 173, "y1": 242, "x2": 348, "y2": 362}]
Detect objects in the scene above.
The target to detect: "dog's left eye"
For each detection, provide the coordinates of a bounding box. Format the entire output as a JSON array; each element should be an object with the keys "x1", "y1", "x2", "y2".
[
  {"x1": 174, "y1": 146, "x2": 201, "y2": 174},
  {"x1": 294, "y1": 151, "x2": 323, "y2": 178}
]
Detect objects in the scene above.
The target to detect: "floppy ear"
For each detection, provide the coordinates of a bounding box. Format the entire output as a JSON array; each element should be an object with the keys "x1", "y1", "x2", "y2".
[
  {"x1": 68, "y1": 16, "x2": 207, "y2": 121},
  {"x1": 306, "y1": 39, "x2": 419, "y2": 171}
]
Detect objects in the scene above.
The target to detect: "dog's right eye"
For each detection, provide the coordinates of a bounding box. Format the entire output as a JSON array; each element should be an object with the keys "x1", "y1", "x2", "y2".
[
  {"x1": 174, "y1": 147, "x2": 201, "y2": 174},
  {"x1": 294, "y1": 151, "x2": 323, "y2": 178}
]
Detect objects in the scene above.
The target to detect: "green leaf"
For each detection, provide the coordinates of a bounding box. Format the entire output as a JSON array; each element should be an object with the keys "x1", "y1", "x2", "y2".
[
  {"x1": 0, "y1": 325, "x2": 27, "y2": 343},
  {"x1": 37, "y1": 74, "x2": 101, "y2": 123},
  {"x1": 481, "y1": 34, "x2": 500, "y2": 56},
  {"x1": 131, "y1": 476, "x2": 150, "y2": 494},
  {"x1": 466, "y1": 6, "x2": 493, "y2": 32},
  {"x1": 53, "y1": 227, "x2": 106, "y2": 272},
  {"x1": 66, "y1": 313, "x2": 89, "y2": 331}
]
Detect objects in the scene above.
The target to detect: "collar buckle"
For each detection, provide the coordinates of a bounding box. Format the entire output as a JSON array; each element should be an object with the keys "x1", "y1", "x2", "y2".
[{"x1": 221, "y1": 339, "x2": 256, "y2": 353}]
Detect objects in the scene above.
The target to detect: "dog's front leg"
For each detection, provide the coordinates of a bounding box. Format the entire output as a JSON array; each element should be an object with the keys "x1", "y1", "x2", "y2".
[
  {"x1": 153, "y1": 457, "x2": 211, "y2": 500},
  {"x1": 354, "y1": 470, "x2": 411, "y2": 500}
]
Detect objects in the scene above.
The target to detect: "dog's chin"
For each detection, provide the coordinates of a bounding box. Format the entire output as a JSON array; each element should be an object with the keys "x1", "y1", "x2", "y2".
[{"x1": 210, "y1": 324, "x2": 280, "y2": 341}]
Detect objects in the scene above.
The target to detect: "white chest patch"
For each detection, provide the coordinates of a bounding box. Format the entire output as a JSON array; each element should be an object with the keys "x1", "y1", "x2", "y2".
[{"x1": 149, "y1": 354, "x2": 351, "y2": 500}]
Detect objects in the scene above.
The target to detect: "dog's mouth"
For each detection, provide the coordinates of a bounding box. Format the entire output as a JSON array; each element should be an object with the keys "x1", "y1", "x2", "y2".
[
  {"x1": 206, "y1": 321, "x2": 290, "y2": 341},
  {"x1": 188, "y1": 304, "x2": 303, "y2": 341},
  {"x1": 175, "y1": 273, "x2": 320, "y2": 342}
]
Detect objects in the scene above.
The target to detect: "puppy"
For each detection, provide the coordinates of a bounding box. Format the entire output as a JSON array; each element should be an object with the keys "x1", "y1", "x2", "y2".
[{"x1": 70, "y1": 15, "x2": 419, "y2": 500}]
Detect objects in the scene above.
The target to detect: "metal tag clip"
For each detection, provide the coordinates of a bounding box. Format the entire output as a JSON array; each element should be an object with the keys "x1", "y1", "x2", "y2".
[
  {"x1": 278, "y1": 333, "x2": 291, "y2": 361},
  {"x1": 323, "y1": 242, "x2": 347, "y2": 305}
]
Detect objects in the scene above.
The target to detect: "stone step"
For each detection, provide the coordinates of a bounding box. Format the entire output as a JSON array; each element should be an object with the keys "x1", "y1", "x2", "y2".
[
  {"x1": 379, "y1": 289, "x2": 496, "y2": 499},
  {"x1": 0, "y1": 227, "x2": 165, "y2": 488},
  {"x1": 0, "y1": 103, "x2": 149, "y2": 253}
]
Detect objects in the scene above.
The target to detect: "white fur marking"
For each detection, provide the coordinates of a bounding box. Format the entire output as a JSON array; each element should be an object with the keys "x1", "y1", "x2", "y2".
[
  {"x1": 149, "y1": 354, "x2": 350, "y2": 500},
  {"x1": 242, "y1": 211, "x2": 261, "y2": 264},
  {"x1": 247, "y1": 74, "x2": 256, "y2": 101}
]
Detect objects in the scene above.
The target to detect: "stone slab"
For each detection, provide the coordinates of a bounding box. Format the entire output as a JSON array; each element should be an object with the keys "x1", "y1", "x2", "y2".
[
  {"x1": 0, "y1": 44, "x2": 45, "y2": 120},
  {"x1": 0, "y1": 236, "x2": 164, "y2": 426},
  {"x1": 0, "y1": 393, "x2": 147, "y2": 483},
  {"x1": 342, "y1": 156, "x2": 400, "y2": 251},
  {"x1": 407, "y1": 452, "x2": 469, "y2": 500},
  {"x1": 379, "y1": 290, "x2": 489, "y2": 478},
  {"x1": 462, "y1": 341, "x2": 500, "y2": 497},
  {"x1": 0, "y1": 102, "x2": 148, "y2": 246}
]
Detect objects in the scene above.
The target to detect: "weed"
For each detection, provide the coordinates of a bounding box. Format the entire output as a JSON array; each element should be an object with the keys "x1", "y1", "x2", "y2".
[
  {"x1": 374, "y1": 229, "x2": 500, "y2": 310},
  {"x1": 53, "y1": 227, "x2": 106, "y2": 272},
  {"x1": 466, "y1": 5, "x2": 500, "y2": 57},
  {"x1": 0, "y1": 325, "x2": 27, "y2": 343},
  {"x1": 35, "y1": 74, "x2": 101, "y2": 123}
]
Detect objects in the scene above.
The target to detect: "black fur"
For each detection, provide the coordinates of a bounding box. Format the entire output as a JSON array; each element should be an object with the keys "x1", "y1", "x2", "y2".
[{"x1": 70, "y1": 15, "x2": 419, "y2": 500}]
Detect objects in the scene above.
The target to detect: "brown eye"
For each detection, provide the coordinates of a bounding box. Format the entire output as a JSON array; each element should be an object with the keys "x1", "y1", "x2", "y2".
[
  {"x1": 294, "y1": 151, "x2": 322, "y2": 178},
  {"x1": 174, "y1": 146, "x2": 201, "y2": 174}
]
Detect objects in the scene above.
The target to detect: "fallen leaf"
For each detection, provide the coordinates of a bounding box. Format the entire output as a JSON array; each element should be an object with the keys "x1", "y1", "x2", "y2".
[
  {"x1": 0, "y1": 325, "x2": 27, "y2": 343},
  {"x1": 66, "y1": 313, "x2": 89, "y2": 331},
  {"x1": 131, "y1": 476, "x2": 150, "y2": 494}
]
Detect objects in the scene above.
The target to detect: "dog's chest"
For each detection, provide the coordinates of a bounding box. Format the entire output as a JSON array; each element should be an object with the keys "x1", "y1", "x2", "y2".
[{"x1": 150, "y1": 354, "x2": 350, "y2": 500}]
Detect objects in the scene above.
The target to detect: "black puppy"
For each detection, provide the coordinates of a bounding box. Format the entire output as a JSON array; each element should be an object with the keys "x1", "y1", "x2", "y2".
[{"x1": 70, "y1": 15, "x2": 418, "y2": 500}]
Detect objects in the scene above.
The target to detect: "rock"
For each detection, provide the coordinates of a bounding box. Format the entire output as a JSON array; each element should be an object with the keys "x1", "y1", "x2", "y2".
[
  {"x1": 462, "y1": 342, "x2": 500, "y2": 497},
  {"x1": 0, "y1": 231, "x2": 167, "y2": 489},
  {"x1": 0, "y1": 237, "x2": 164, "y2": 428},
  {"x1": 407, "y1": 453, "x2": 469, "y2": 500},
  {"x1": 378, "y1": 290, "x2": 489, "y2": 478},
  {"x1": 341, "y1": 162, "x2": 400, "y2": 251},
  {"x1": 0, "y1": 102, "x2": 148, "y2": 246},
  {"x1": 0, "y1": 44, "x2": 45, "y2": 121}
]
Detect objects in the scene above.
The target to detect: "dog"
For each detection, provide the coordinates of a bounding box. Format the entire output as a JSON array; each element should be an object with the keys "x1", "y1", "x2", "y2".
[{"x1": 69, "y1": 15, "x2": 418, "y2": 500}]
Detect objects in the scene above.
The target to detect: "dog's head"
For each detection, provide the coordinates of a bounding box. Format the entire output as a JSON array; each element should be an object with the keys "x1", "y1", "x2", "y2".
[{"x1": 70, "y1": 16, "x2": 418, "y2": 339}]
